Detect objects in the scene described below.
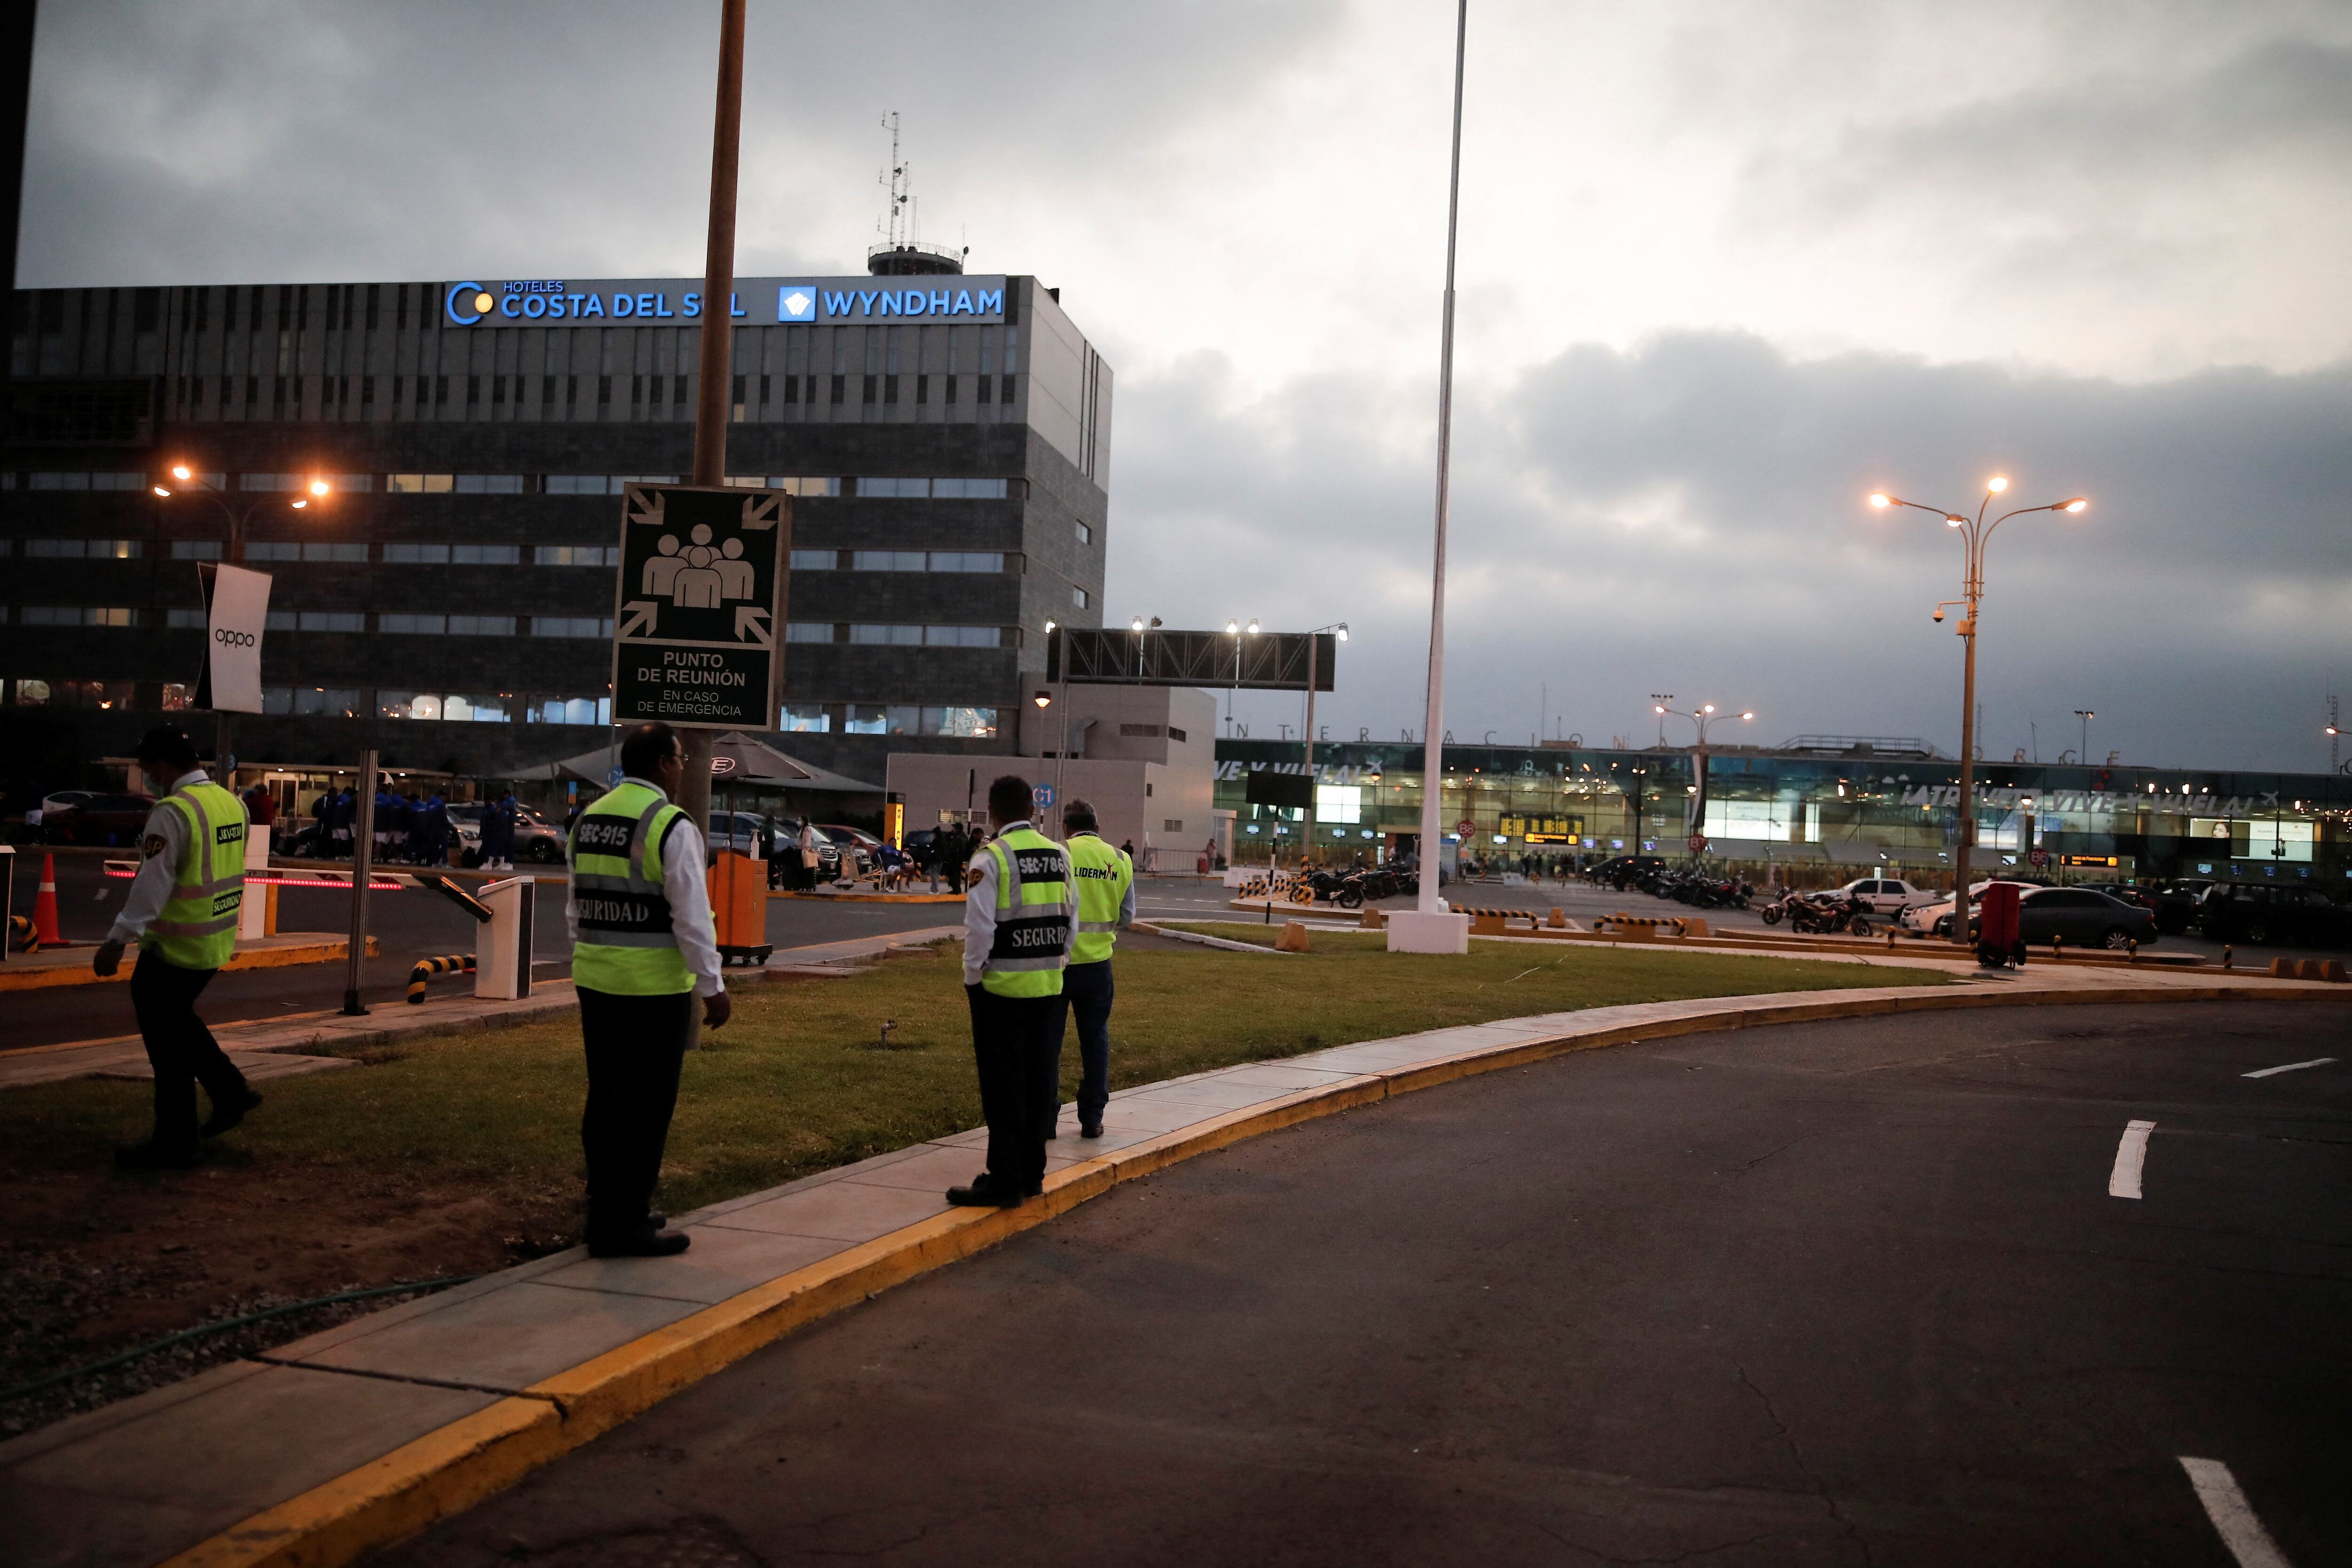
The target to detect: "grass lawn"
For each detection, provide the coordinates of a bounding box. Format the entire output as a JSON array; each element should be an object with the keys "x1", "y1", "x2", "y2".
[
  {"x1": 5, "y1": 936, "x2": 1938, "y2": 1219},
  {"x1": 0, "y1": 936, "x2": 1941, "y2": 1428}
]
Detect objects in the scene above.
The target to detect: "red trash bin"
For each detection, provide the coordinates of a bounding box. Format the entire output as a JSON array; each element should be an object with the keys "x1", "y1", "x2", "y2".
[{"x1": 1975, "y1": 881, "x2": 2023, "y2": 968}]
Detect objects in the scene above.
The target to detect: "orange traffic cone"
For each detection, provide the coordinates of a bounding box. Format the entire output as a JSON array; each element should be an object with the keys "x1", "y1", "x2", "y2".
[{"x1": 33, "y1": 854, "x2": 64, "y2": 946}]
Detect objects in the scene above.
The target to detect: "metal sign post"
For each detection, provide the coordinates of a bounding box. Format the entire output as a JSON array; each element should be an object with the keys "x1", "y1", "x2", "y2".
[
  {"x1": 610, "y1": 483, "x2": 790, "y2": 732},
  {"x1": 341, "y1": 748, "x2": 378, "y2": 1015}
]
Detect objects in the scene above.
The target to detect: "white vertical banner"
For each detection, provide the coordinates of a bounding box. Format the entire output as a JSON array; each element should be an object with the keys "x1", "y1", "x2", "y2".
[{"x1": 204, "y1": 563, "x2": 272, "y2": 714}]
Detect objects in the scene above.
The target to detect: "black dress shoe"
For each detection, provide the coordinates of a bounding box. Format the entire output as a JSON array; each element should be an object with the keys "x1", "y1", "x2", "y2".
[
  {"x1": 115, "y1": 1140, "x2": 202, "y2": 1170},
  {"x1": 1080, "y1": 1121, "x2": 1104, "y2": 1139},
  {"x1": 588, "y1": 1227, "x2": 691, "y2": 1258},
  {"x1": 199, "y1": 1089, "x2": 264, "y2": 1139},
  {"x1": 946, "y1": 1180, "x2": 1025, "y2": 1208}
]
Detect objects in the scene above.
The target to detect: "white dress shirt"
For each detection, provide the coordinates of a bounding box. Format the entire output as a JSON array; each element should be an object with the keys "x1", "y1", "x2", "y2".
[
  {"x1": 108, "y1": 769, "x2": 213, "y2": 945},
  {"x1": 564, "y1": 777, "x2": 726, "y2": 998}
]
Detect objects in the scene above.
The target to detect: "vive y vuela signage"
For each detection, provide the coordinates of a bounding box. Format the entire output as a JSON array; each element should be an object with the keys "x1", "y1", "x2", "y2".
[{"x1": 446, "y1": 276, "x2": 1008, "y2": 327}]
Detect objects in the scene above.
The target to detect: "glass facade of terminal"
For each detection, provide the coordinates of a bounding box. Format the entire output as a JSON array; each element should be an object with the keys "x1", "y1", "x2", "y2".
[{"x1": 1214, "y1": 739, "x2": 2352, "y2": 890}]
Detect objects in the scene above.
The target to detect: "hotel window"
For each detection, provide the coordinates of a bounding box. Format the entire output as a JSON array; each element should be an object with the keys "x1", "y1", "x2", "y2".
[
  {"x1": 849, "y1": 623, "x2": 923, "y2": 646},
  {"x1": 545, "y1": 475, "x2": 611, "y2": 495},
  {"x1": 451, "y1": 544, "x2": 521, "y2": 563},
  {"x1": 301, "y1": 542, "x2": 369, "y2": 562},
  {"x1": 830, "y1": 374, "x2": 845, "y2": 404},
  {"x1": 382, "y1": 543, "x2": 451, "y2": 563},
  {"x1": 597, "y1": 376, "x2": 612, "y2": 405},
  {"x1": 856, "y1": 477, "x2": 929, "y2": 498},
  {"x1": 945, "y1": 374, "x2": 958, "y2": 405},
  {"x1": 779, "y1": 703, "x2": 830, "y2": 732},
  {"x1": 20, "y1": 606, "x2": 136, "y2": 627},
  {"x1": 783, "y1": 375, "x2": 799, "y2": 404},
  {"x1": 467, "y1": 376, "x2": 482, "y2": 405},
  {"x1": 631, "y1": 375, "x2": 644, "y2": 405},
  {"x1": 24, "y1": 538, "x2": 142, "y2": 558},
  {"x1": 924, "y1": 626, "x2": 1001, "y2": 648},
  {"x1": 297, "y1": 612, "x2": 365, "y2": 632},
  {"x1": 378, "y1": 613, "x2": 447, "y2": 634},
  {"x1": 852, "y1": 549, "x2": 926, "y2": 572},
  {"x1": 914, "y1": 374, "x2": 928, "y2": 405},
  {"x1": 1077, "y1": 521, "x2": 1094, "y2": 545},
  {"x1": 788, "y1": 550, "x2": 836, "y2": 570},
  {"x1": 784, "y1": 622, "x2": 837, "y2": 643},
  {"x1": 453, "y1": 475, "x2": 524, "y2": 493},
  {"x1": 930, "y1": 551, "x2": 1004, "y2": 573},
  {"x1": 1072, "y1": 586, "x2": 1090, "y2": 609},
  {"x1": 673, "y1": 374, "x2": 689, "y2": 404},
  {"x1": 386, "y1": 474, "x2": 455, "y2": 492},
  {"x1": 932, "y1": 477, "x2": 1009, "y2": 499},
  {"x1": 883, "y1": 374, "x2": 899, "y2": 404},
  {"x1": 535, "y1": 544, "x2": 619, "y2": 565},
  {"x1": 166, "y1": 608, "x2": 207, "y2": 628},
  {"x1": 243, "y1": 542, "x2": 302, "y2": 562},
  {"x1": 530, "y1": 616, "x2": 613, "y2": 638},
  {"x1": 528, "y1": 696, "x2": 612, "y2": 725},
  {"x1": 447, "y1": 614, "x2": 517, "y2": 635}
]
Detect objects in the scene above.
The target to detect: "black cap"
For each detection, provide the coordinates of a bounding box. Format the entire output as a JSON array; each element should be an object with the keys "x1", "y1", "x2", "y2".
[{"x1": 135, "y1": 726, "x2": 201, "y2": 771}]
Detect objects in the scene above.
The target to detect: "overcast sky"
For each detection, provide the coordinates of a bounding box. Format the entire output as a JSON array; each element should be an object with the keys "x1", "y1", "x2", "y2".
[{"x1": 22, "y1": 1, "x2": 2352, "y2": 772}]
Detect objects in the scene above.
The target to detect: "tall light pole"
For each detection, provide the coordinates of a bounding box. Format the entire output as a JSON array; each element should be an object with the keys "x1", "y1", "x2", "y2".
[
  {"x1": 1224, "y1": 618, "x2": 1257, "y2": 736},
  {"x1": 679, "y1": 0, "x2": 748, "y2": 837},
  {"x1": 1403, "y1": 0, "x2": 1470, "y2": 941},
  {"x1": 2074, "y1": 708, "x2": 2095, "y2": 766},
  {"x1": 1869, "y1": 477, "x2": 2088, "y2": 944},
  {"x1": 1652, "y1": 701, "x2": 1752, "y2": 857},
  {"x1": 153, "y1": 466, "x2": 335, "y2": 782},
  {"x1": 1299, "y1": 623, "x2": 1348, "y2": 867}
]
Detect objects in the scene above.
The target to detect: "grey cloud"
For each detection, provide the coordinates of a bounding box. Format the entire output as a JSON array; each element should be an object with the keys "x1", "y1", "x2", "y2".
[{"x1": 1112, "y1": 333, "x2": 2352, "y2": 770}]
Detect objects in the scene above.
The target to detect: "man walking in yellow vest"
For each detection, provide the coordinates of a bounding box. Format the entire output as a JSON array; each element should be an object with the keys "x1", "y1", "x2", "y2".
[
  {"x1": 567, "y1": 722, "x2": 731, "y2": 1256},
  {"x1": 1058, "y1": 799, "x2": 1134, "y2": 1139},
  {"x1": 948, "y1": 774, "x2": 1075, "y2": 1207},
  {"x1": 93, "y1": 727, "x2": 263, "y2": 1168}
]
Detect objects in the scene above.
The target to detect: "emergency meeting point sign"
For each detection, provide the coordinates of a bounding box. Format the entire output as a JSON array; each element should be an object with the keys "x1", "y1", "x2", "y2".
[{"x1": 611, "y1": 483, "x2": 790, "y2": 730}]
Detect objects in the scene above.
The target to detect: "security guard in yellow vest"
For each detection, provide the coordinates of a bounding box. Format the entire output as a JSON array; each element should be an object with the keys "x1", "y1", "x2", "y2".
[
  {"x1": 567, "y1": 723, "x2": 731, "y2": 1256},
  {"x1": 1059, "y1": 800, "x2": 1134, "y2": 1139},
  {"x1": 949, "y1": 775, "x2": 1076, "y2": 1207},
  {"x1": 94, "y1": 727, "x2": 263, "y2": 1168}
]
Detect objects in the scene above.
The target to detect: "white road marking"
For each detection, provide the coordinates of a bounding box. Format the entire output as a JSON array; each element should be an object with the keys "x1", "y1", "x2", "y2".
[
  {"x1": 2108, "y1": 1120, "x2": 2156, "y2": 1199},
  {"x1": 2243, "y1": 1056, "x2": 2336, "y2": 1079},
  {"x1": 2179, "y1": 1457, "x2": 2294, "y2": 1568}
]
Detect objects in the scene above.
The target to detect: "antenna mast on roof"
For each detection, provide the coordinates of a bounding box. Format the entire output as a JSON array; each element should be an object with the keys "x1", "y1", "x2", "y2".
[{"x1": 867, "y1": 112, "x2": 965, "y2": 276}]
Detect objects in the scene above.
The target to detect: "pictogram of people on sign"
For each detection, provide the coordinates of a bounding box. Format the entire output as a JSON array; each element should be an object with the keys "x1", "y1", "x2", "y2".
[{"x1": 642, "y1": 523, "x2": 757, "y2": 608}]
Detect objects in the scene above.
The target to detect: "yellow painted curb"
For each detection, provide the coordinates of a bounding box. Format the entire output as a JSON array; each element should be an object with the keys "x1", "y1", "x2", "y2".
[
  {"x1": 160, "y1": 978, "x2": 2352, "y2": 1568},
  {"x1": 0, "y1": 938, "x2": 376, "y2": 994}
]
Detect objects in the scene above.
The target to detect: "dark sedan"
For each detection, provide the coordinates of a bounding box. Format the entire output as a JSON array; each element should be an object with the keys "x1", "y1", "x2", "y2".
[
  {"x1": 2014, "y1": 886, "x2": 2160, "y2": 950},
  {"x1": 2198, "y1": 884, "x2": 2352, "y2": 948}
]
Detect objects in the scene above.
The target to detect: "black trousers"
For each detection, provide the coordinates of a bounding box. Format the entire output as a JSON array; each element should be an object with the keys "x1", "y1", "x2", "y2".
[
  {"x1": 1063, "y1": 959, "x2": 1114, "y2": 1126},
  {"x1": 578, "y1": 986, "x2": 694, "y2": 1241},
  {"x1": 130, "y1": 949, "x2": 248, "y2": 1153},
  {"x1": 966, "y1": 983, "x2": 1064, "y2": 1193}
]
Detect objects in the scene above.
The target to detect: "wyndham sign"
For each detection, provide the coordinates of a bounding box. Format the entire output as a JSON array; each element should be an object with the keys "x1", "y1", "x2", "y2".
[{"x1": 445, "y1": 276, "x2": 1008, "y2": 328}]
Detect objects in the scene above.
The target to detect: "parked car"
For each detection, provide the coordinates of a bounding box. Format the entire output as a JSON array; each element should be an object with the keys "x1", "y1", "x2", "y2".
[
  {"x1": 30, "y1": 789, "x2": 97, "y2": 831},
  {"x1": 2014, "y1": 886, "x2": 2159, "y2": 950},
  {"x1": 819, "y1": 824, "x2": 882, "y2": 877},
  {"x1": 768, "y1": 817, "x2": 846, "y2": 884},
  {"x1": 2197, "y1": 884, "x2": 2352, "y2": 948},
  {"x1": 1834, "y1": 876, "x2": 1938, "y2": 916},
  {"x1": 42, "y1": 792, "x2": 155, "y2": 845},
  {"x1": 1899, "y1": 879, "x2": 2012, "y2": 939},
  {"x1": 446, "y1": 800, "x2": 568, "y2": 865},
  {"x1": 2141, "y1": 879, "x2": 2213, "y2": 936}
]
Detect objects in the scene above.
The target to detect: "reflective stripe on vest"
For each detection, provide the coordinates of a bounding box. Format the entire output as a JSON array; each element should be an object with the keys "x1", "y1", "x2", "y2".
[
  {"x1": 569, "y1": 780, "x2": 695, "y2": 994},
  {"x1": 982, "y1": 828, "x2": 1070, "y2": 996},
  {"x1": 145, "y1": 782, "x2": 246, "y2": 970},
  {"x1": 1066, "y1": 833, "x2": 1131, "y2": 965}
]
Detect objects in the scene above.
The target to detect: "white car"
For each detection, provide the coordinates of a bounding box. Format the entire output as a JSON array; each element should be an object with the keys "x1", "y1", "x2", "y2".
[
  {"x1": 1898, "y1": 879, "x2": 2035, "y2": 938},
  {"x1": 1836, "y1": 876, "x2": 1938, "y2": 916}
]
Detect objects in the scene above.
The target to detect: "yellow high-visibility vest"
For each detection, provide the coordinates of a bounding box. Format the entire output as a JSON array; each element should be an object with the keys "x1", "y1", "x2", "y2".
[
  {"x1": 145, "y1": 781, "x2": 247, "y2": 970},
  {"x1": 1065, "y1": 832, "x2": 1131, "y2": 965},
  {"x1": 980, "y1": 827, "x2": 1071, "y2": 997},
  {"x1": 569, "y1": 779, "x2": 695, "y2": 995}
]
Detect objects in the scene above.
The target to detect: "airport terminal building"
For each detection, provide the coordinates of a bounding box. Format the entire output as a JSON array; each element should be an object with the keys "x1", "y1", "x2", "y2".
[
  {"x1": 1216, "y1": 735, "x2": 2352, "y2": 890},
  {"x1": 0, "y1": 261, "x2": 1112, "y2": 790}
]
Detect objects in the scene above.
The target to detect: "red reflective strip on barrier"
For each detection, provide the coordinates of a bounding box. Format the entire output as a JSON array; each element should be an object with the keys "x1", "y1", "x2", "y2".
[{"x1": 100, "y1": 862, "x2": 405, "y2": 891}]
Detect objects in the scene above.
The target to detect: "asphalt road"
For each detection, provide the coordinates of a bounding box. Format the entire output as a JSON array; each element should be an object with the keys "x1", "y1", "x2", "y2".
[
  {"x1": 2, "y1": 854, "x2": 959, "y2": 1048},
  {"x1": 383, "y1": 1000, "x2": 2351, "y2": 1568}
]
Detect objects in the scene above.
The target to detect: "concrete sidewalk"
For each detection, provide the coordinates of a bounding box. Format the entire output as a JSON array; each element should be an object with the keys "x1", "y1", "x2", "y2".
[
  {"x1": 2, "y1": 961, "x2": 2343, "y2": 1568},
  {"x1": 0, "y1": 927, "x2": 961, "y2": 1092}
]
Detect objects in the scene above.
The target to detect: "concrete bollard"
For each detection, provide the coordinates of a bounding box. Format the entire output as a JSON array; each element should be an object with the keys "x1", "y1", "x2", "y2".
[
  {"x1": 1275, "y1": 919, "x2": 1311, "y2": 953},
  {"x1": 1468, "y1": 912, "x2": 1507, "y2": 936},
  {"x1": 1547, "y1": 907, "x2": 1565, "y2": 928},
  {"x1": 2222, "y1": 944, "x2": 2233, "y2": 969},
  {"x1": 1360, "y1": 907, "x2": 1387, "y2": 930},
  {"x1": 2323, "y1": 959, "x2": 2347, "y2": 984},
  {"x1": 2271, "y1": 957, "x2": 2297, "y2": 979}
]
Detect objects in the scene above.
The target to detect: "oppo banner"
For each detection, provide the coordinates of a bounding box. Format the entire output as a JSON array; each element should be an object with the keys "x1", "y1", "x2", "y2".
[{"x1": 199, "y1": 563, "x2": 271, "y2": 714}]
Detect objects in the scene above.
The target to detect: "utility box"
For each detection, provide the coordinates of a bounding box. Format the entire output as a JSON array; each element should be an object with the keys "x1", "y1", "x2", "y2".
[
  {"x1": 238, "y1": 831, "x2": 274, "y2": 941},
  {"x1": 476, "y1": 875, "x2": 535, "y2": 1000}
]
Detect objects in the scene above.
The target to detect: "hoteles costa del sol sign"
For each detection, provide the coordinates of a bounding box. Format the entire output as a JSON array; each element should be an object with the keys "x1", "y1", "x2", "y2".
[
  {"x1": 610, "y1": 483, "x2": 791, "y2": 732},
  {"x1": 443, "y1": 276, "x2": 1009, "y2": 327}
]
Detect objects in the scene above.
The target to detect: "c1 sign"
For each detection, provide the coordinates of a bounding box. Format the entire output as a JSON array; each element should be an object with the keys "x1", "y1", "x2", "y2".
[{"x1": 197, "y1": 563, "x2": 271, "y2": 714}]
